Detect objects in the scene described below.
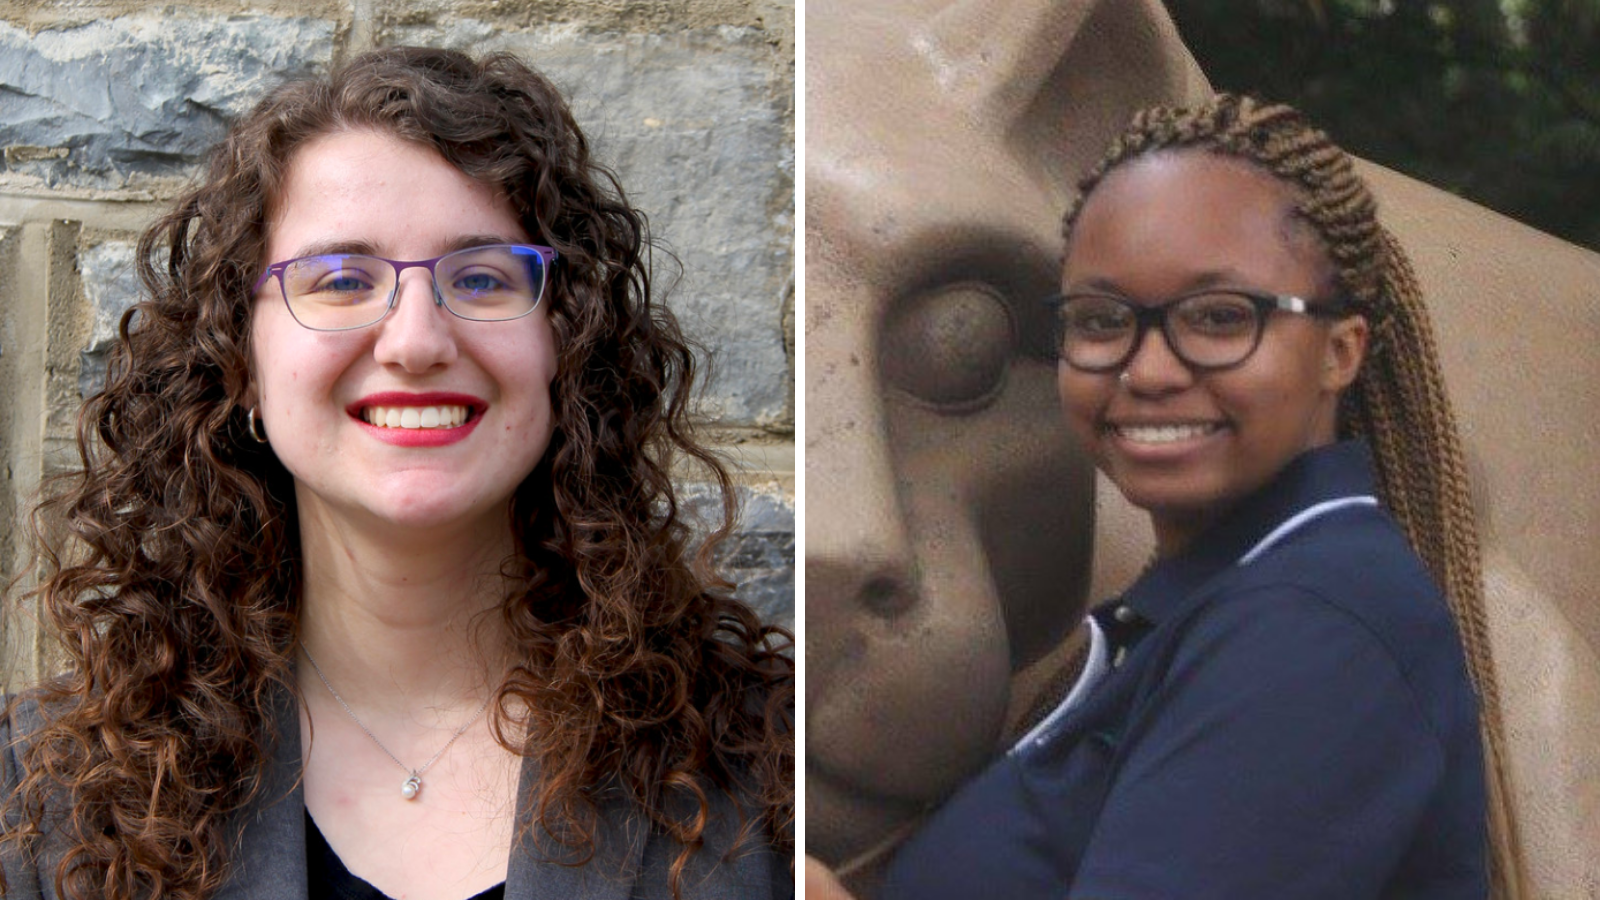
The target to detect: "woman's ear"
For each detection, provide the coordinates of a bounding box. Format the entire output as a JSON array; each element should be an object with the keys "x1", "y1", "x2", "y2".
[{"x1": 1322, "y1": 313, "x2": 1369, "y2": 391}]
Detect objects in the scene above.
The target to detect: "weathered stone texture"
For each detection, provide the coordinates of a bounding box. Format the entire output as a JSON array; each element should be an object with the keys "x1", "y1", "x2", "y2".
[
  {"x1": 0, "y1": 14, "x2": 335, "y2": 192},
  {"x1": 685, "y1": 482, "x2": 795, "y2": 630},
  {"x1": 0, "y1": 224, "x2": 22, "y2": 688},
  {"x1": 39, "y1": 218, "x2": 84, "y2": 458},
  {"x1": 0, "y1": 224, "x2": 18, "y2": 565},
  {"x1": 76, "y1": 238, "x2": 139, "y2": 397},
  {"x1": 717, "y1": 486, "x2": 795, "y2": 629}
]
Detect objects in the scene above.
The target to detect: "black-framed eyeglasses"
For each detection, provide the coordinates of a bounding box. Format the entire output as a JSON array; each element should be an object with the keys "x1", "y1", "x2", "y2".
[
  {"x1": 1045, "y1": 289, "x2": 1352, "y2": 373},
  {"x1": 253, "y1": 243, "x2": 559, "y2": 332}
]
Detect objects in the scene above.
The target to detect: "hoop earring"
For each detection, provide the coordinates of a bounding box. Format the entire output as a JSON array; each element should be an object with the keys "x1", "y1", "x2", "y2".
[{"x1": 247, "y1": 407, "x2": 268, "y2": 444}]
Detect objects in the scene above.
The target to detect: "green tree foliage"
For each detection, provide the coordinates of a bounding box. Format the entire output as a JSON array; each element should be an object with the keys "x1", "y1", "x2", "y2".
[{"x1": 1165, "y1": 0, "x2": 1600, "y2": 251}]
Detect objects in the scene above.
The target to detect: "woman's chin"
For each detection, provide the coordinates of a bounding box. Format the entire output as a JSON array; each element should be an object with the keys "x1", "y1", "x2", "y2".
[
  {"x1": 299, "y1": 488, "x2": 514, "y2": 550},
  {"x1": 1111, "y1": 479, "x2": 1219, "y2": 519},
  {"x1": 376, "y1": 504, "x2": 512, "y2": 545}
]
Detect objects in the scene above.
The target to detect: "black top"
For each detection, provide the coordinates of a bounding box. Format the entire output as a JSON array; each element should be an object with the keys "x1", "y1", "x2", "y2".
[
  {"x1": 882, "y1": 441, "x2": 1487, "y2": 900},
  {"x1": 305, "y1": 809, "x2": 507, "y2": 900}
]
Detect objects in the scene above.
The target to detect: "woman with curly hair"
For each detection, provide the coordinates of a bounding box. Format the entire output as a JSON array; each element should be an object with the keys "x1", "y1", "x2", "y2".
[
  {"x1": 865, "y1": 94, "x2": 1518, "y2": 899},
  {"x1": 1, "y1": 47, "x2": 793, "y2": 900}
]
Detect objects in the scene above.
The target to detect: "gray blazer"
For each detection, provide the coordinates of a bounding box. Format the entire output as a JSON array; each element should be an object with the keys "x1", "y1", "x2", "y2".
[{"x1": 2, "y1": 693, "x2": 791, "y2": 900}]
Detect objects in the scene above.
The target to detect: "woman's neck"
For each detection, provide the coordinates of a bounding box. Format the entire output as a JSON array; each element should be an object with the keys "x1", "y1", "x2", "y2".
[
  {"x1": 1151, "y1": 509, "x2": 1214, "y2": 558},
  {"x1": 294, "y1": 500, "x2": 517, "y2": 714}
]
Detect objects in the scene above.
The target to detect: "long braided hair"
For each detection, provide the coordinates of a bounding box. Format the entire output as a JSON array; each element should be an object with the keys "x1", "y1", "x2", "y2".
[{"x1": 1061, "y1": 94, "x2": 1522, "y2": 898}]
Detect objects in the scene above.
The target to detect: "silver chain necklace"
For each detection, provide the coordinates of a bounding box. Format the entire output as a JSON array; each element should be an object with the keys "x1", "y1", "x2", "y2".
[{"x1": 300, "y1": 644, "x2": 492, "y2": 801}]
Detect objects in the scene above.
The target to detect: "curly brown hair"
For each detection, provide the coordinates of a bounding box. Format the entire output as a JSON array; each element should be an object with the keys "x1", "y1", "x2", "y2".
[
  {"x1": 1062, "y1": 94, "x2": 1521, "y2": 899},
  {"x1": 2, "y1": 46, "x2": 794, "y2": 900}
]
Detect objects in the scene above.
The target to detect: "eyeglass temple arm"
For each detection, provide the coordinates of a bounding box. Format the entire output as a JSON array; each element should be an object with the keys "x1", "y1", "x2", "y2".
[
  {"x1": 252, "y1": 264, "x2": 283, "y2": 293},
  {"x1": 1275, "y1": 294, "x2": 1356, "y2": 317}
]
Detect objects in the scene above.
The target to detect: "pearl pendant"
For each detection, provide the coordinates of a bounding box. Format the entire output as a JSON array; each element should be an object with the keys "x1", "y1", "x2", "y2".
[{"x1": 401, "y1": 775, "x2": 421, "y2": 800}]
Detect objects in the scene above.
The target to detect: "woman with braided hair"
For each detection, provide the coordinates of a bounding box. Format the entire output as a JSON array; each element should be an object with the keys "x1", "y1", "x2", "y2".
[
  {"x1": 873, "y1": 94, "x2": 1516, "y2": 899},
  {"x1": 1, "y1": 47, "x2": 792, "y2": 900}
]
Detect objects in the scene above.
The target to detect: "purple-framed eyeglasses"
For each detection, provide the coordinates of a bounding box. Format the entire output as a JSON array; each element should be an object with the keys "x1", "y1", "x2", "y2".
[{"x1": 253, "y1": 243, "x2": 559, "y2": 332}]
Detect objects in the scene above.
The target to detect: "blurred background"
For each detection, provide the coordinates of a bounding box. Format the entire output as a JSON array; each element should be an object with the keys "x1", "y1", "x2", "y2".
[{"x1": 1167, "y1": 0, "x2": 1600, "y2": 251}]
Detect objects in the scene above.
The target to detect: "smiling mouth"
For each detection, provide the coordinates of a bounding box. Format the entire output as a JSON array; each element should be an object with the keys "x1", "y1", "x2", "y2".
[
  {"x1": 1108, "y1": 422, "x2": 1223, "y2": 444},
  {"x1": 361, "y1": 405, "x2": 471, "y2": 429}
]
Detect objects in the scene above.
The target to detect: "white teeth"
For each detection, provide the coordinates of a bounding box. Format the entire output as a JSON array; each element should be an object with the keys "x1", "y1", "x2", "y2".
[
  {"x1": 1114, "y1": 423, "x2": 1219, "y2": 444},
  {"x1": 363, "y1": 405, "x2": 469, "y2": 429}
]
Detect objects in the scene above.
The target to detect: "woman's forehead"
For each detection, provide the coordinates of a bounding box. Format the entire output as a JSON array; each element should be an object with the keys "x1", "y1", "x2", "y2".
[
  {"x1": 265, "y1": 129, "x2": 525, "y2": 259},
  {"x1": 1066, "y1": 150, "x2": 1331, "y2": 290},
  {"x1": 1088, "y1": 150, "x2": 1301, "y2": 221}
]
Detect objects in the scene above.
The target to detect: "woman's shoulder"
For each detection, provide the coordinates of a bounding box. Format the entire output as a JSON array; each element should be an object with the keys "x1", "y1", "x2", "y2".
[
  {"x1": 0, "y1": 687, "x2": 83, "y2": 820},
  {"x1": 1185, "y1": 511, "x2": 1479, "y2": 738},
  {"x1": 1, "y1": 691, "x2": 55, "y2": 899},
  {"x1": 1229, "y1": 500, "x2": 1457, "y2": 643},
  {"x1": 632, "y1": 785, "x2": 793, "y2": 900},
  {"x1": 1, "y1": 689, "x2": 52, "y2": 774}
]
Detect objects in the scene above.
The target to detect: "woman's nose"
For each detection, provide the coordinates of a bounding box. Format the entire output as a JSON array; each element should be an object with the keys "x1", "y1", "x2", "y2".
[
  {"x1": 1119, "y1": 324, "x2": 1194, "y2": 393},
  {"x1": 371, "y1": 269, "x2": 459, "y2": 372}
]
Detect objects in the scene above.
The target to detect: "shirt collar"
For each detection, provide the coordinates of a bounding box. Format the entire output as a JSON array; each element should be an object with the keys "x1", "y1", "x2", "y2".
[{"x1": 1109, "y1": 439, "x2": 1377, "y2": 626}]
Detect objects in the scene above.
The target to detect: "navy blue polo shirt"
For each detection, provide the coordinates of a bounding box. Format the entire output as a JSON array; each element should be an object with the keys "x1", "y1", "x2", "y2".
[{"x1": 881, "y1": 441, "x2": 1487, "y2": 900}]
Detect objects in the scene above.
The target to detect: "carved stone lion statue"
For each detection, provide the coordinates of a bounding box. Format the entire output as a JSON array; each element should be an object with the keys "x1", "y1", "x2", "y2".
[{"x1": 804, "y1": 0, "x2": 1600, "y2": 896}]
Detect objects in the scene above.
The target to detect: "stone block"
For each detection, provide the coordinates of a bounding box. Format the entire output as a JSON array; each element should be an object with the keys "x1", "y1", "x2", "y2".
[
  {"x1": 0, "y1": 223, "x2": 20, "y2": 588},
  {"x1": 0, "y1": 14, "x2": 335, "y2": 192},
  {"x1": 715, "y1": 485, "x2": 795, "y2": 629},
  {"x1": 682, "y1": 481, "x2": 795, "y2": 629},
  {"x1": 381, "y1": 21, "x2": 793, "y2": 429},
  {"x1": 40, "y1": 219, "x2": 83, "y2": 465},
  {"x1": 77, "y1": 238, "x2": 141, "y2": 397}
]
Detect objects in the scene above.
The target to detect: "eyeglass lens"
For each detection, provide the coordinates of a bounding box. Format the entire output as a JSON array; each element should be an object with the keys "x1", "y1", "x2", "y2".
[
  {"x1": 1058, "y1": 292, "x2": 1264, "y2": 371},
  {"x1": 279, "y1": 244, "x2": 549, "y2": 331}
]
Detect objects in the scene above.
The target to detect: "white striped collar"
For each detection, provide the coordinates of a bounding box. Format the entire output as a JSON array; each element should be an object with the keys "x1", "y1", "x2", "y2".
[{"x1": 1235, "y1": 495, "x2": 1379, "y2": 566}]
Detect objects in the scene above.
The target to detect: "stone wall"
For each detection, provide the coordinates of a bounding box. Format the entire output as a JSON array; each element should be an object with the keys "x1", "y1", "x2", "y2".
[{"x1": 0, "y1": 0, "x2": 795, "y2": 687}]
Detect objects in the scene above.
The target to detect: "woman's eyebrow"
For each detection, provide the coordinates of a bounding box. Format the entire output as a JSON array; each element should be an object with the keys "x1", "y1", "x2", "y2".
[
  {"x1": 443, "y1": 233, "x2": 528, "y2": 253},
  {"x1": 288, "y1": 239, "x2": 381, "y2": 258},
  {"x1": 1062, "y1": 276, "x2": 1124, "y2": 293},
  {"x1": 1064, "y1": 268, "x2": 1260, "y2": 296},
  {"x1": 1184, "y1": 268, "x2": 1255, "y2": 291},
  {"x1": 285, "y1": 234, "x2": 524, "y2": 260}
]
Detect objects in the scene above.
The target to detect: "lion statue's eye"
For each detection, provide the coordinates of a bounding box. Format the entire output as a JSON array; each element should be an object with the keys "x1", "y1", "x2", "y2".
[{"x1": 882, "y1": 282, "x2": 1015, "y2": 410}]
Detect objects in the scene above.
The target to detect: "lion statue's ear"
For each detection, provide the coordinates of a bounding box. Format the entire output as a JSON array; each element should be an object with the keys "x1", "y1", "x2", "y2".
[{"x1": 911, "y1": 0, "x2": 1211, "y2": 194}]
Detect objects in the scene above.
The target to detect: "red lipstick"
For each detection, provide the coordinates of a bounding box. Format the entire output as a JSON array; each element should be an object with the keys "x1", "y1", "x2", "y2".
[{"x1": 348, "y1": 391, "x2": 486, "y2": 448}]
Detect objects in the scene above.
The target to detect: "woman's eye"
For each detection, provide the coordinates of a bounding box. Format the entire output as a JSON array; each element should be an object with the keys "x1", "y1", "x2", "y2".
[
  {"x1": 454, "y1": 271, "x2": 508, "y2": 293},
  {"x1": 1184, "y1": 300, "x2": 1254, "y2": 334},
  {"x1": 322, "y1": 273, "x2": 372, "y2": 292},
  {"x1": 1073, "y1": 312, "x2": 1129, "y2": 338},
  {"x1": 882, "y1": 283, "x2": 1015, "y2": 409}
]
